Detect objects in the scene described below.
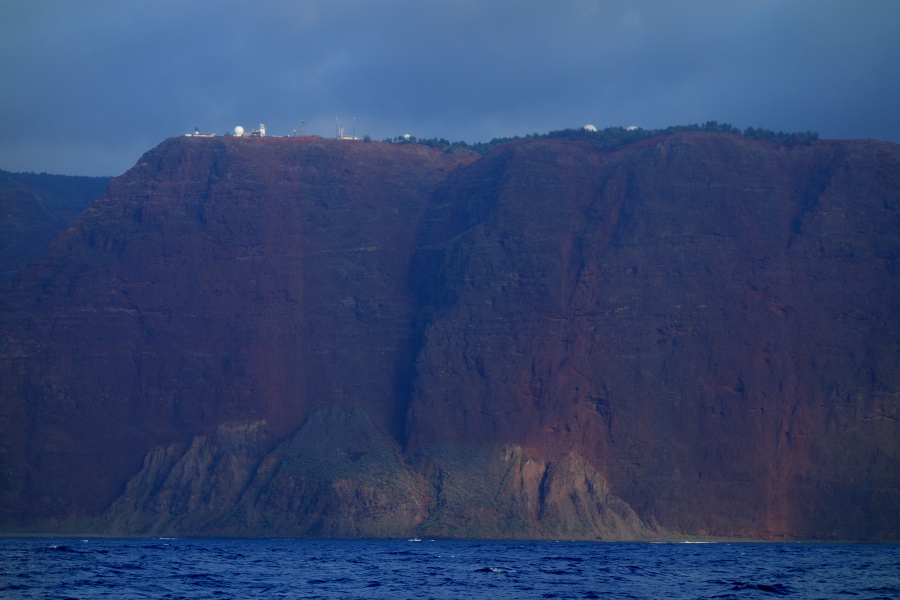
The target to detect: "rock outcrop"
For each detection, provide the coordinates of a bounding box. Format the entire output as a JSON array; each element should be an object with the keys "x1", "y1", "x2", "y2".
[
  {"x1": 411, "y1": 444, "x2": 650, "y2": 540},
  {"x1": 99, "y1": 408, "x2": 645, "y2": 539},
  {"x1": 0, "y1": 133, "x2": 897, "y2": 539}
]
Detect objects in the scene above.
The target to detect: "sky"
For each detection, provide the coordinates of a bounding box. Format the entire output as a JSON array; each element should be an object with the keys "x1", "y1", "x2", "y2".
[{"x1": 1, "y1": 0, "x2": 899, "y2": 176}]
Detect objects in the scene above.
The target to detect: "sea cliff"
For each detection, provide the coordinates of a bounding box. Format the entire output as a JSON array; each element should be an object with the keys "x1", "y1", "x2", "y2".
[{"x1": 1, "y1": 132, "x2": 897, "y2": 539}]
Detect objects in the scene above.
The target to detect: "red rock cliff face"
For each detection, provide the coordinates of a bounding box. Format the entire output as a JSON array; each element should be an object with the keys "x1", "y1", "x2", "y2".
[
  {"x1": 0, "y1": 136, "x2": 468, "y2": 524},
  {"x1": 0, "y1": 133, "x2": 897, "y2": 539},
  {"x1": 406, "y1": 134, "x2": 900, "y2": 539}
]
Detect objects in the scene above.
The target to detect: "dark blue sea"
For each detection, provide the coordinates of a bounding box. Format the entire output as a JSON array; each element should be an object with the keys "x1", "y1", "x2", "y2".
[{"x1": 1, "y1": 538, "x2": 897, "y2": 599}]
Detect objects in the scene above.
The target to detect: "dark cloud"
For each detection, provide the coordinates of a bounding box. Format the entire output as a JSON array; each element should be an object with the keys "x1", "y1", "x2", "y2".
[{"x1": 1, "y1": 0, "x2": 898, "y2": 175}]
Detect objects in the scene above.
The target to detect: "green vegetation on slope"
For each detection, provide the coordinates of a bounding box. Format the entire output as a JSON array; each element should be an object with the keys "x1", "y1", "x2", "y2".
[{"x1": 385, "y1": 121, "x2": 820, "y2": 155}]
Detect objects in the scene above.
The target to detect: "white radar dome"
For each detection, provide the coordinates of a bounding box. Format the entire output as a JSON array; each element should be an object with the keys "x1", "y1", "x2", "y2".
[
  {"x1": 234, "y1": 126, "x2": 245, "y2": 136},
  {"x1": 583, "y1": 124, "x2": 597, "y2": 132}
]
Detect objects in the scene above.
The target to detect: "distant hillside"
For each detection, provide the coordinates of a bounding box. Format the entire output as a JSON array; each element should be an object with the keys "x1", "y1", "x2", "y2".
[{"x1": 0, "y1": 169, "x2": 110, "y2": 281}]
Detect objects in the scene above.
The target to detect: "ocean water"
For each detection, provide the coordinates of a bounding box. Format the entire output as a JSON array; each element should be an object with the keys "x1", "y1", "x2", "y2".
[{"x1": 0, "y1": 537, "x2": 897, "y2": 599}]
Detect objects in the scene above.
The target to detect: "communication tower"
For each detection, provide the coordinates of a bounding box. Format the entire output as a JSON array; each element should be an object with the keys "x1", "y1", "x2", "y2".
[{"x1": 335, "y1": 117, "x2": 359, "y2": 140}]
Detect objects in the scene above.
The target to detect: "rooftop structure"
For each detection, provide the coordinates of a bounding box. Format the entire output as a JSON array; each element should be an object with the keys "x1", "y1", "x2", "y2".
[
  {"x1": 233, "y1": 124, "x2": 266, "y2": 137},
  {"x1": 187, "y1": 127, "x2": 216, "y2": 137},
  {"x1": 336, "y1": 118, "x2": 358, "y2": 140}
]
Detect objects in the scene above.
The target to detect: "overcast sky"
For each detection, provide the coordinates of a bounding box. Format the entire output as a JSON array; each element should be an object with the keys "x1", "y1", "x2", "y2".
[{"x1": 2, "y1": 0, "x2": 898, "y2": 176}]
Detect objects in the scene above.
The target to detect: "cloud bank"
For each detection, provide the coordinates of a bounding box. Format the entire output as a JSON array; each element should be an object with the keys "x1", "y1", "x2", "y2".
[{"x1": 2, "y1": 0, "x2": 898, "y2": 175}]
